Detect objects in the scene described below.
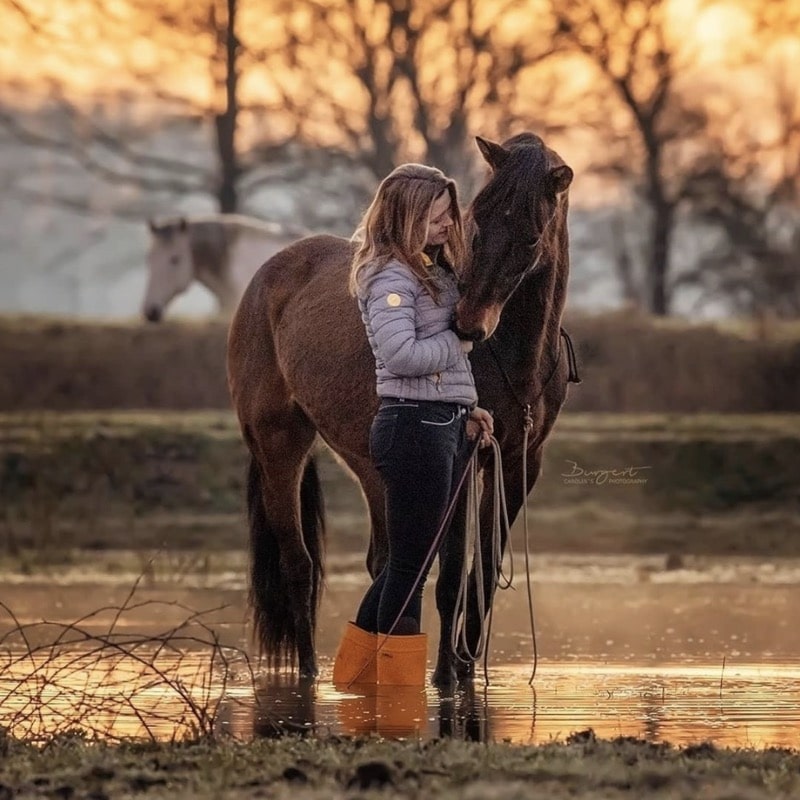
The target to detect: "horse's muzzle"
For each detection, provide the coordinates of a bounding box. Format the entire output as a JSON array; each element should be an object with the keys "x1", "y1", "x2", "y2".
[
  {"x1": 454, "y1": 301, "x2": 502, "y2": 343},
  {"x1": 143, "y1": 305, "x2": 163, "y2": 323},
  {"x1": 453, "y1": 322, "x2": 486, "y2": 343}
]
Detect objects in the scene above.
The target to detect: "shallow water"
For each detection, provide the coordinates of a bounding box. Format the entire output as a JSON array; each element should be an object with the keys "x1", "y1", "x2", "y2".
[{"x1": 2, "y1": 554, "x2": 799, "y2": 747}]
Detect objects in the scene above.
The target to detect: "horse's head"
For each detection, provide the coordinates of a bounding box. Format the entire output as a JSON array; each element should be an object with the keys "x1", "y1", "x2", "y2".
[
  {"x1": 143, "y1": 217, "x2": 193, "y2": 323},
  {"x1": 455, "y1": 133, "x2": 573, "y2": 341}
]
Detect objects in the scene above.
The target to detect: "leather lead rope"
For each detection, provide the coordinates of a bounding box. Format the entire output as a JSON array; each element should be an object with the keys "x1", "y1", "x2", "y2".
[
  {"x1": 450, "y1": 435, "x2": 541, "y2": 688},
  {"x1": 348, "y1": 330, "x2": 581, "y2": 688}
]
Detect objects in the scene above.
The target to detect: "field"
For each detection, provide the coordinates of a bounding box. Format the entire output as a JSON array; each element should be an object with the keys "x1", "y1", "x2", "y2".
[
  {"x1": 1, "y1": 411, "x2": 798, "y2": 565},
  {"x1": 2, "y1": 314, "x2": 799, "y2": 782},
  {"x1": 1, "y1": 312, "x2": 798, "y2": 412}
]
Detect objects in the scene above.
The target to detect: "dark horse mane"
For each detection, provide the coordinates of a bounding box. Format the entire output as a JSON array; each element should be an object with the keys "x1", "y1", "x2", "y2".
[
  {"x1": 457, "y1": 132, "x2": 572, "y2": 374},
  {"x1": 470, "y1": 133, "x2": 562, "y2": 261}
]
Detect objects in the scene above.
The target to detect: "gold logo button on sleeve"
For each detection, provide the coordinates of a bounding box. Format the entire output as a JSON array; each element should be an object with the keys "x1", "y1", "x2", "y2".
[{"x1": 386, "y1": 293, "x2": 402, "y2": 307}]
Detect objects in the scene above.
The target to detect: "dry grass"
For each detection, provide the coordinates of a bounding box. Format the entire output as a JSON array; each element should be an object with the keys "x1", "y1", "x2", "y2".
[
  {"x1": 1, "y1": 727, "x2": 799, "y2": 799},
  {"x1": 0, "y1": 312, "x2": 798, "y2": 412},
  {"x1": 1, "y1": 411, "x2": 798, "y2": 559}
]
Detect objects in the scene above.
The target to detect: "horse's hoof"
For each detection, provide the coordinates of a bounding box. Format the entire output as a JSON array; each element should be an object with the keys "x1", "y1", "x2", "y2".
[
  {"x1": 299, "y1": 662, "x2": 318, "y2": 679},
  {"x1": 455, "y1": 660, "x2": 475, "y2": 682},
  {"x1": 431, "y1": 664, "x2": 456, "y2": 691}
]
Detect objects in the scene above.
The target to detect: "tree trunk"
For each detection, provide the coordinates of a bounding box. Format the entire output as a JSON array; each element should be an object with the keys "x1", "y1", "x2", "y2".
[
  {"x1": 648, "y1": 197, "x2": 672, "y2": 315},
  {"x1": 644, "y1": 142, "x2": 672, "y2": 316},
  {"x1": 214, "y1": 0, "x2": 239, "y2": 213},
  {"x1": 366, "y1": 112, "x2": 398, "y2": 180}
]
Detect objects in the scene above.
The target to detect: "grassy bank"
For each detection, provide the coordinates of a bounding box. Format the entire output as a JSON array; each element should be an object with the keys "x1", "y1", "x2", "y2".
[
  {"x1": 1, "y1": 732, "x2": 798, "y2": 799},
  {"x1": 1, "y1": 313, "x2": 798, "y2": 412},
  {"x1": 1, "y1": 411, "x2": 798, "y2": 559}
]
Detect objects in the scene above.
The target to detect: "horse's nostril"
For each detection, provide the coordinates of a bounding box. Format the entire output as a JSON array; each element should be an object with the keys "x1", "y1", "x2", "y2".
[
  {"x1": 454, "y1": 323, "x2": 484, "y2": 343},
  {"x1": 144, "y1": 306, "x2": 162, "y2": 323}
]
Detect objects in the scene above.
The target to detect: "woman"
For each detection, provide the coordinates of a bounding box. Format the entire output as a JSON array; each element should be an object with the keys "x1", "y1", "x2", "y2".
[{"x1": 333, "y1": 163, "x2": 493, "y2": 688}]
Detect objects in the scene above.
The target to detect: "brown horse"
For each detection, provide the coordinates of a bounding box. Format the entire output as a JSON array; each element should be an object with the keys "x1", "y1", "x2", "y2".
[{"x1": 227, "y1": 132, "x2": 577, "y2": 684}]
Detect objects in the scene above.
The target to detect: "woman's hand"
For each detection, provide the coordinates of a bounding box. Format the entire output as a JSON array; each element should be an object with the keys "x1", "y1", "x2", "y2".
[
  {"x1": 459, "y1": 339, "x2": 473, "y2": 354},
  {"x1": 467, "y1": 406, "x2": 493, "y2": 448}
]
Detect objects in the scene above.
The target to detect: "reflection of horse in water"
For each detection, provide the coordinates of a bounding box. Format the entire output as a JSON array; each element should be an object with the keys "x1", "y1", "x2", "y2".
[
  {"x1": 227, "y1": 133, "x2": 578, "y2": 686},
  {"x1": 142, "y1": 214, "x2": 302, "y2": 322},
  {"x1": 248, "y1": 673, "x2": 498, "y2": 741}
]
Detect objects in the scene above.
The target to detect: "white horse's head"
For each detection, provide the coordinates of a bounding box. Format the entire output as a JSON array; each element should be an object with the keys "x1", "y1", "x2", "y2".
[{"x1": 143, "y1": 218, "x2": 194, "y2": 322}]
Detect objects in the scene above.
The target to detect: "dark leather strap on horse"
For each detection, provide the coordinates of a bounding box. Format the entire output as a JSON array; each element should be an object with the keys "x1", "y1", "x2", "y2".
[
  {"x1": 561, "y1": 328, "x2": 582, "y2": 384},
  {"x1": 487, "y1": 326, "x2": 581, "y2": 420},
  {"x1": 483, "y1": 325, "x2": 581, "y2": 684}
]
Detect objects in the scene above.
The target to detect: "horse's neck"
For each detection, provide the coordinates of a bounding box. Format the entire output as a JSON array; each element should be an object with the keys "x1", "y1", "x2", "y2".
[
  {"x1": 494, "y1": 258, "x2": 567, "y2": 396},
  {"x1": 195, "y1": 229, "x2": 287, "y2": 313},
  {"x1": 195, "y1": 265, "x2": 240, "y2": 312}
]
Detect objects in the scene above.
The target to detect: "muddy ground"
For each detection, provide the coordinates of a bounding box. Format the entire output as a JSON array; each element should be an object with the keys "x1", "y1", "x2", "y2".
[{"x1": 2, "y1": 730, "x2": 799, "y2": 799}]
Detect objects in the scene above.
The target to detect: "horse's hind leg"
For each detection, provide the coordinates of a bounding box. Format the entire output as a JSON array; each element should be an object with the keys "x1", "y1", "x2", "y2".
[
  {"x1": 335, "y1": 454, "x2": 388, "y2": 580},
  {"x1": 246, "y1": 405, "x2": 321, "y2": 677}
]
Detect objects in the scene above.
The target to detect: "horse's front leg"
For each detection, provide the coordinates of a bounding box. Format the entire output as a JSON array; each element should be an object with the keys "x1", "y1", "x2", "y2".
[
  {"x1": 454, "y1": 488, "x2": 505, "y2": 682},
  {"x1": 456, "y1": 448, "x2": 543, "y2": 681},
  {"x1": 432, "y1": 492, "x2": 469, "y2": 689}
]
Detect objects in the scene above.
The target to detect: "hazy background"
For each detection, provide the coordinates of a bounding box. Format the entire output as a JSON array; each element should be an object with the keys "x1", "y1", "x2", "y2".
[{"x1": 1, "y1": 0, "x2": 798, "y2": 321}]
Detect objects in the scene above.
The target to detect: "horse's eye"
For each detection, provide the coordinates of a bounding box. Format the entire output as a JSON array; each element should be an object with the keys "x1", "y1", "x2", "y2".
[{"x1": 503, "y1": 208, "x2": 512, "y2": 218}]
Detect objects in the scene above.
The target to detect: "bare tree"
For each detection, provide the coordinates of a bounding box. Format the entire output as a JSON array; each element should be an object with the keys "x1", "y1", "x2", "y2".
[
  {"x1": 677, "y1": 54, "x2": 800, "y2": 316},
  {"x1": 269, "y1": 0, "x2": 559, "y2": 190},
  {"x1": 549, "y1": 0, "x2": 708, "y2": 315},
  {"x1": 3, "y1": 0, "x2": 562, "y2": 219},
  {"x1": 0, "y1": 0, "x2": 300, "y2": 218}
]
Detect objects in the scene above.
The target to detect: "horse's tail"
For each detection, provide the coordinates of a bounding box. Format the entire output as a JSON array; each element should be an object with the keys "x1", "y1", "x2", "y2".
[
  {"x1": 299, "y1": 455, "x2": 326, "y2": 617},
  {"x1": 247, "y1": 453, "x2": 326, "y2": 667}
]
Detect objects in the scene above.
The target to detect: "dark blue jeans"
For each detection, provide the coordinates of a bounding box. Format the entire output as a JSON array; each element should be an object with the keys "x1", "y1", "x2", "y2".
[{"x1": 355, "y1": 397, "x2": 470, "y2": 634}]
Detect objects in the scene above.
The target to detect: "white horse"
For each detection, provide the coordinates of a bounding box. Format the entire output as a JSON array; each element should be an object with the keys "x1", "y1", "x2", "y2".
[{"x1": 143, "y1": 214, "x2": 304, "y2": 322}]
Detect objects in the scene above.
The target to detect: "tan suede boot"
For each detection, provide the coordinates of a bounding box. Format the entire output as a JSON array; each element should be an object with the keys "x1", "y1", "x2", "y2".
[
  {"x1": 332, "y1": 622, "x2": 378, "y2": 686},
  {"x1": 376, "y1": 632, "x2": 428, "y2": 686}
]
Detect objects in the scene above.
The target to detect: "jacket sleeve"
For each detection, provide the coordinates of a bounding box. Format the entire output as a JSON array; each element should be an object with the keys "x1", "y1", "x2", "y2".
[{"x1": 364, "y1": 266, "x2": 463, "y2": 377}]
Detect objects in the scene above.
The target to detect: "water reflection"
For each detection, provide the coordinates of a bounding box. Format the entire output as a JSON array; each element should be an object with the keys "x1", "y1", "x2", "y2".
[
  {"x1": 3, "y1": 647, "x2": 800, "y2": 747},
  {"x1": 252, "y1": 674, "x2": 316, "y2": 738},
  {"x1": 233, "y1": 661, "x2": 800, "y2": 748},
  {"x1": 3, "y1": 557, "x2": 800, "y2": 748},
  {"x1": 437, "y1": 683, "x2": 494, "y2": 741}
]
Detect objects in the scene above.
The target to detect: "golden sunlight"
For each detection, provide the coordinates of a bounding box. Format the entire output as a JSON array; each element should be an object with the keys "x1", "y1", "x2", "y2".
[{"x1": 1, "y1": 0, "x2": 781, "y2": 104}]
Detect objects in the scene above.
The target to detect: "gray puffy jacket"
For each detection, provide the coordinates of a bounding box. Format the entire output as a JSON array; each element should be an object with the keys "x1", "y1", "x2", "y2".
[{"x1": 357, "y1": 258, "x2": 478, "y2": 407}]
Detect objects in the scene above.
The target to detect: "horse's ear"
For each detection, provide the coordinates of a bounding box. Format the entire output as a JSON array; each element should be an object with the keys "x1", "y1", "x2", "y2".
[
  {"x1": 476, "y1": 136, "x2": 509, "y2": 171},
  {"x1": 178, "y1": 217, "x2": 188, "y2": 232},
  {"x1": 549, "y1": 165, "x2": 574, "y2": 195}
]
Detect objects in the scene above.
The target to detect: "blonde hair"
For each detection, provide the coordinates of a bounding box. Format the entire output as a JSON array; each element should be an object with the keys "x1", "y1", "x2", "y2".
[{"x1": 349, "y1": 163, "x2": 465, "y2": 299}]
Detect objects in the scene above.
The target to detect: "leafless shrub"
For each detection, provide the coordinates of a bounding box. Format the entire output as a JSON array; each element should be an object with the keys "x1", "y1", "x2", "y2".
[{"x1": 0, "y1": 576, "x2": 257, "y2": 743}]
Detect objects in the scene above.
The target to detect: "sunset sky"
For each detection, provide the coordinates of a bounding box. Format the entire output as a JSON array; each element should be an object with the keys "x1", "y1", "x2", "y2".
[{"x1": 1, "y1": 0, "x2": 768, "y2": 105}]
